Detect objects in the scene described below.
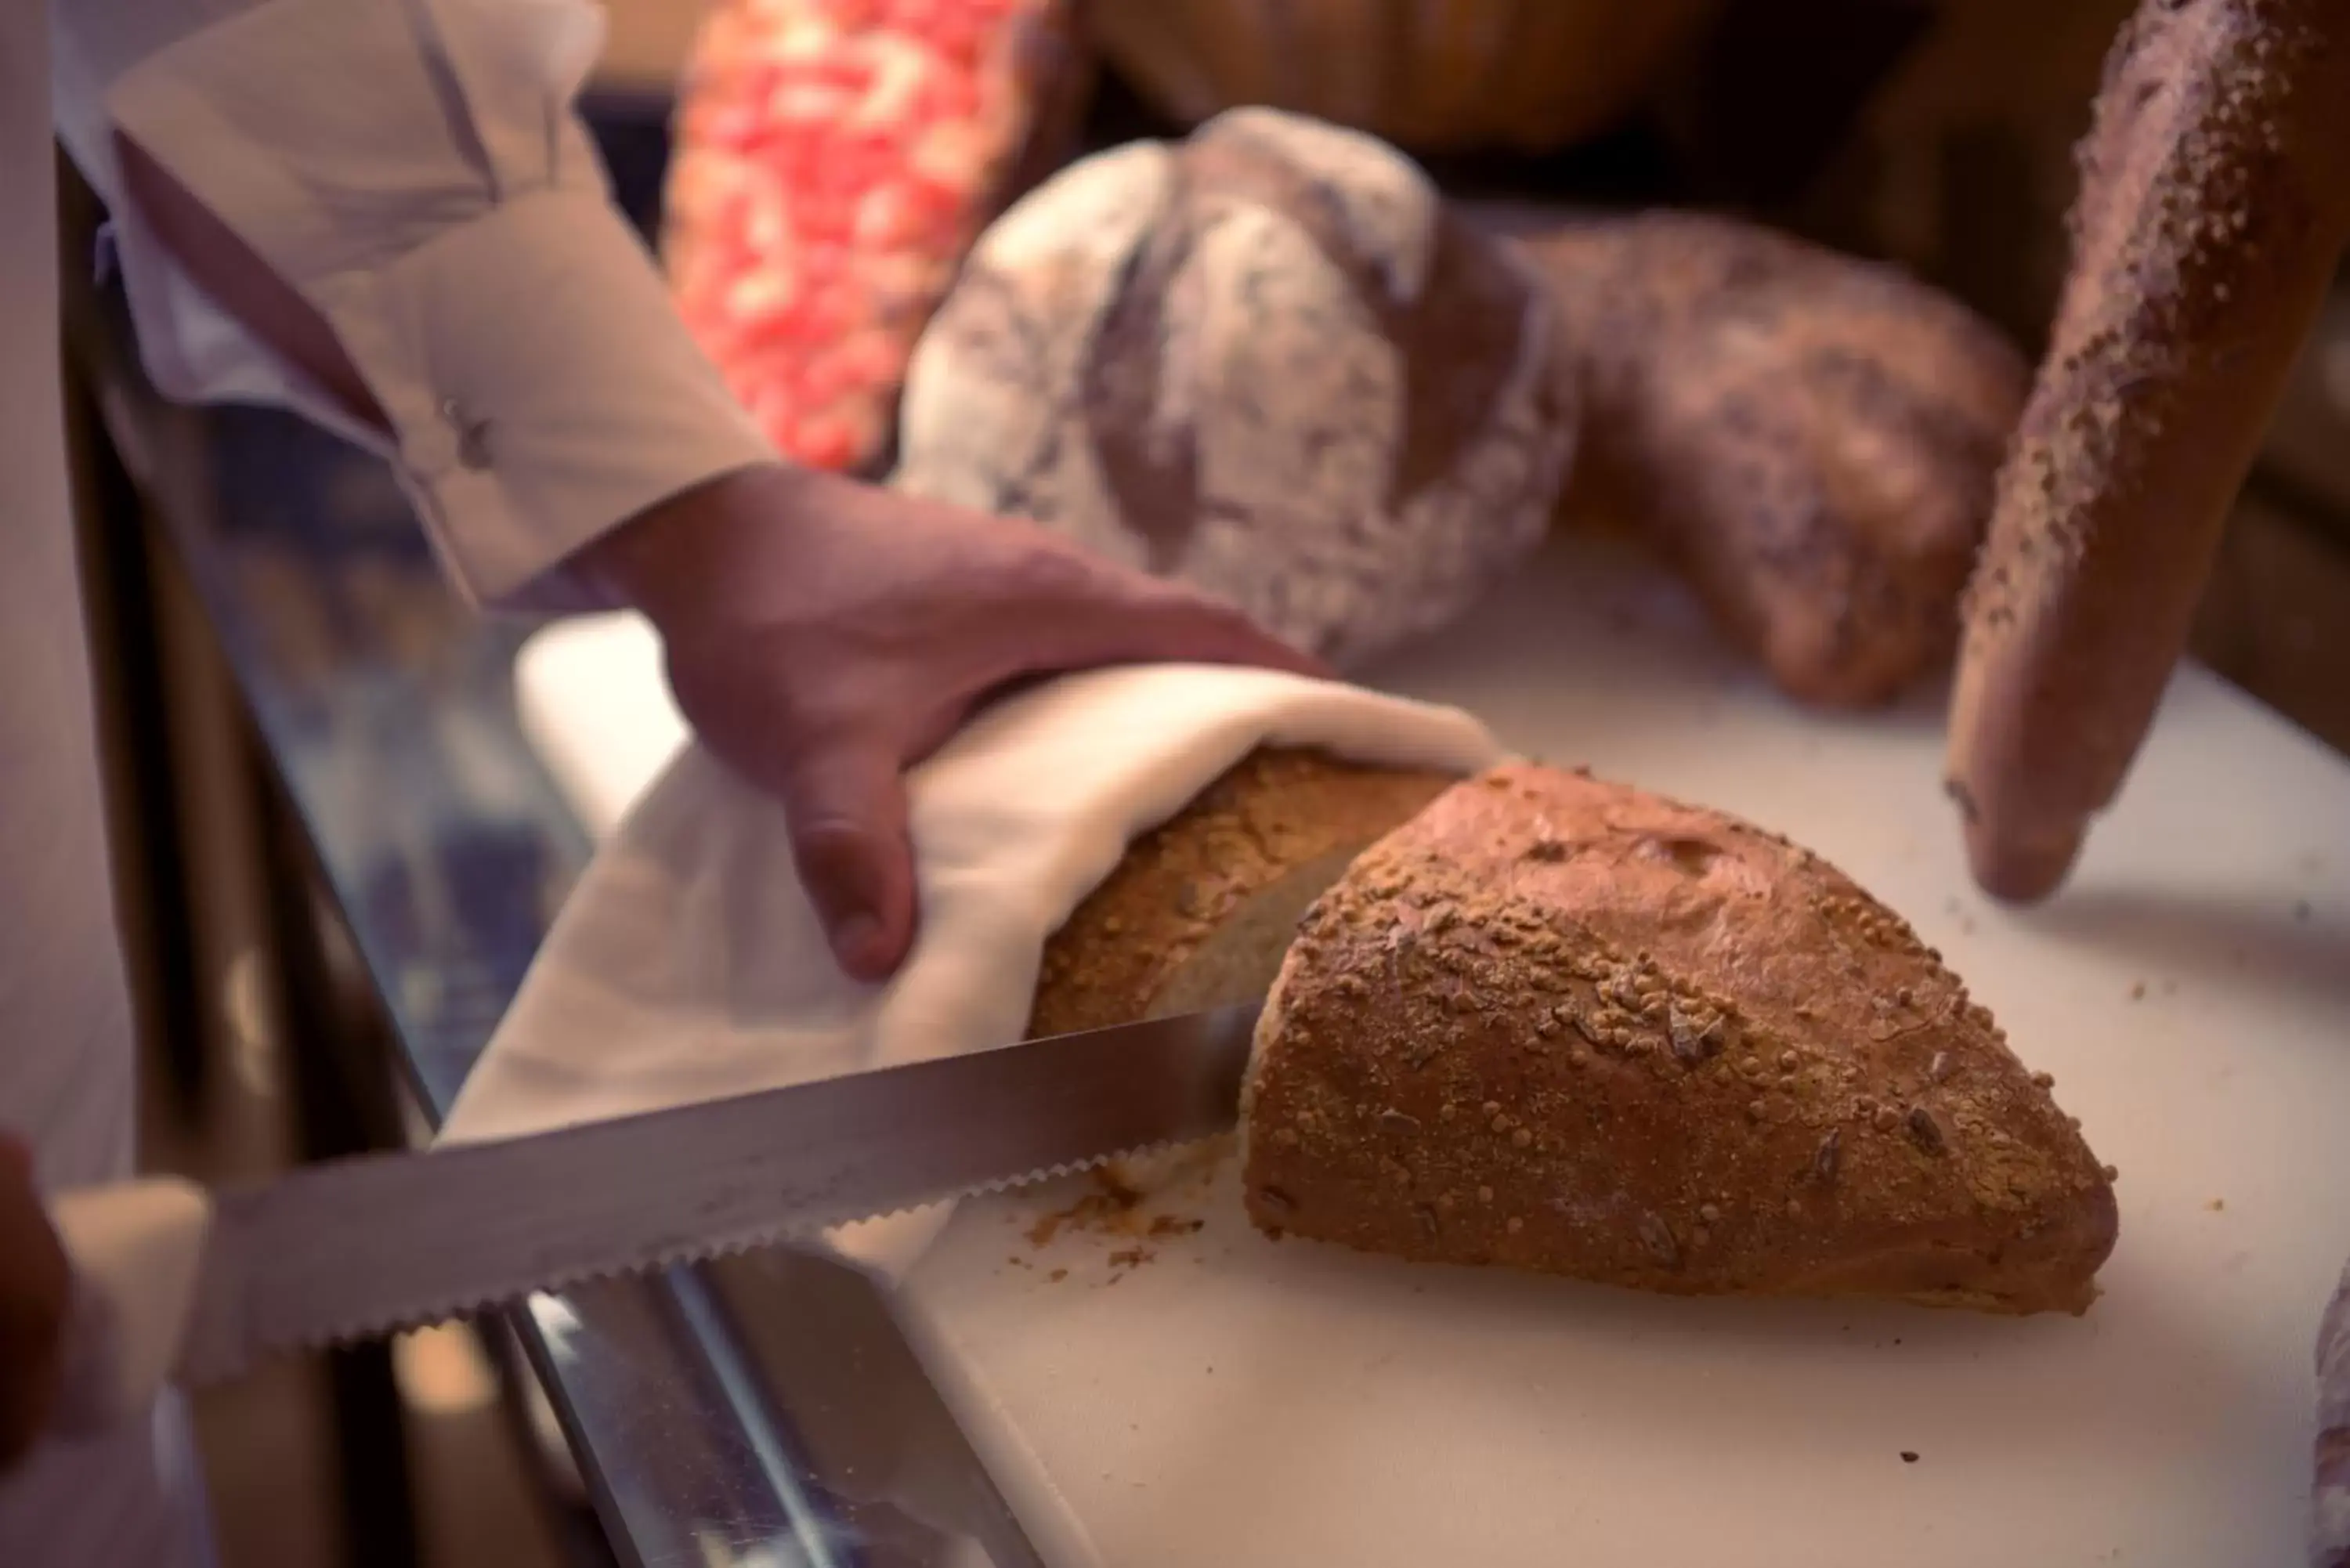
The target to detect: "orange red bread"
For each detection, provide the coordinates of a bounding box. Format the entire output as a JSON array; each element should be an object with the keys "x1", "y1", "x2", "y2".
[{"x1": 664, "y1": 0, "x2": 1089, "y2": 471}]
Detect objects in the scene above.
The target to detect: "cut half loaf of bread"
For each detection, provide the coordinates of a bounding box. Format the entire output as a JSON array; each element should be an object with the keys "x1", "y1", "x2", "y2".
[{"x1": 1238, "y1": 764, "x2": 2120, "y2": 1315}]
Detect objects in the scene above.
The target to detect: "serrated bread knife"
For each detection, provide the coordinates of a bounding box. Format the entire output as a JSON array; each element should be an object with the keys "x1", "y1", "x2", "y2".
[{"x1": 43, "y1": 1003, "x2": 1260, "y2": 1438}]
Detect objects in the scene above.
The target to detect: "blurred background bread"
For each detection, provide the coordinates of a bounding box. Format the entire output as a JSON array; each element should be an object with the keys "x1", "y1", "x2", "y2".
[
  {"x1": 1483, "y1": 204, "x2": 2029, "y2": 706},
  {"x1": 1081, "y1": 0, "x2": 1719, "y2": 153},
  {"x1": 638, "y1": 0, "x2": 2350, "y2": 742},
  {"x1": 892, "y1": 107, "x2": 1577, "y2": 667}
]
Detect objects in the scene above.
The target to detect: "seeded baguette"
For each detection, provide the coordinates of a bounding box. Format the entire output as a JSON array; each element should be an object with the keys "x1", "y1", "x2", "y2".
[
  {"x1": 1947, "y1": 0, "x2": 2350, "y2": 901},
  {"x1": 2317, "y1": 1259, "x2": 2350, "y2": 1566},
  {"x1": 1240, "y1": 764, "x2": 2120, "y2": 1315}
]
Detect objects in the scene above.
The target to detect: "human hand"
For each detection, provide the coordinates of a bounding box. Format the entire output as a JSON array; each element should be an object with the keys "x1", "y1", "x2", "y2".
[
  {"x1": 581, "y1": 464, "x2": 1329, "y2": 981},
  {"x1": 0, "y1": 1133, "x2": 70, "y2": 1471}
]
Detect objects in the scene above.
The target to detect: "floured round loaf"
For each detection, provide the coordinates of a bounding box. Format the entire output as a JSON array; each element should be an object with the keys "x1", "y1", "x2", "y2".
[
  {"x1": 1241, "y1": 763, "x2": 2120, "y2": 1316},
  {"x1": 893, "y1": 107, "x2": 1576, "y2": 668}
]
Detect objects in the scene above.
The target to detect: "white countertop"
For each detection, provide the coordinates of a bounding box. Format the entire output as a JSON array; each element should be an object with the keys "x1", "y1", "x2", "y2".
[{"x1": 516, "y1": 529, "x2": 2349, "y2": 1567}]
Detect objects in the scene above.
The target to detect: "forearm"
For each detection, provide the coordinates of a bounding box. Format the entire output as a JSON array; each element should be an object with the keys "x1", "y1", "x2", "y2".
[{"x1": 574, "y1": 464, "x2": 853, "y2": 630}]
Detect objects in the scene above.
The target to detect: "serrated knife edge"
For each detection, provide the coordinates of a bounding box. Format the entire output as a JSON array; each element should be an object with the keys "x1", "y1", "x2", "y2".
[{"x1": 154, "y1": 1002, "x2": 1260, "y2": 1385}]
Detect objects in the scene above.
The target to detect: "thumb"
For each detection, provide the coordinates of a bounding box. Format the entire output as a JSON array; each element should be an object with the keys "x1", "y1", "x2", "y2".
[{"x1": 776, "y1": 740, "x2": 919, "y2": 983}]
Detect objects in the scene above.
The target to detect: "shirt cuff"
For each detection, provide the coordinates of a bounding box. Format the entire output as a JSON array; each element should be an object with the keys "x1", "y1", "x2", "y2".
[{"x1": 315, "y1": 190, "x2": 778, "y2": 611}]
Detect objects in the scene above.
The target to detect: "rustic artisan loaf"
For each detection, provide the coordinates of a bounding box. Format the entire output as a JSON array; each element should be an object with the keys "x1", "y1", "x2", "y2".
[
  {"x1": 1238, "y1": 763, "x2": 2120, "y2": 1316},
  {"x1": 1477, "y1": 204, "x2": 2029, "y2": 709},
  {"x1": 893, "y1": 107, "x2": 1576, "y2": 668}
]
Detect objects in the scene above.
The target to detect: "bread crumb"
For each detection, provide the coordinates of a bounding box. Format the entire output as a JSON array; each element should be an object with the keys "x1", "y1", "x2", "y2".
[
  {"x1": 1025, "y1": 1169, "x2": 1146, "y2": 1247},
  {"x1": 1048, "y1": 1268, "x2": 1069, "y2": 1282},
  {"x1": 1022, "y1": 1147, "x2": 1226, "y2": 1249}
]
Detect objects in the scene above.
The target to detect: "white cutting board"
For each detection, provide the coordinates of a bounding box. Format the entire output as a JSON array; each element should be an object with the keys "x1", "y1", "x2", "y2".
[{"x1": 514, "y1": 532, "x2": 2350, "y2": 1567}]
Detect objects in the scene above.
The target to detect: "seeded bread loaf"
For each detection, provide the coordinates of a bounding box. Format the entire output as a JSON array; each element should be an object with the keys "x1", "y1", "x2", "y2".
[
  {"x1": 1238, "y1": 763, "x2": 2120, "y2": 1316},
  {"x1": 1084, "y1": 0, "x2": 1714, "y2": 154}
]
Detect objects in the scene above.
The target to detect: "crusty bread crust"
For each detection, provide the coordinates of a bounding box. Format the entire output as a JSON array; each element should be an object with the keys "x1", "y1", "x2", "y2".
[
  {"x1": 1028, "y1": 750, "x2": 1457, "y2": 1037},
  {"x1": 1241, "y1": 764, "x2": 2120, "y2": 1315}
]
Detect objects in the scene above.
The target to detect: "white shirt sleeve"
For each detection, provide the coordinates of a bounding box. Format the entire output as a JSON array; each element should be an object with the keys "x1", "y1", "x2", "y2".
[{"x1": 49, "y1": 0, "x2": 778, "y2": 610}]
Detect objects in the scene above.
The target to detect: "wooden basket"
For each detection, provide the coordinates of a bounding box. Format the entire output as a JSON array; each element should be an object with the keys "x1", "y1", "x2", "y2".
[{"x1": 1084, "y1": 0, "x2": 1719, "y2": 153}]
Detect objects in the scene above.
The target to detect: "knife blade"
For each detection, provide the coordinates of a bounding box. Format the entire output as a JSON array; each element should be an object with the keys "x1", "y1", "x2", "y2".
[{"x1": 46, "y1": 1003, "x2": 1260, "y2": 1426}]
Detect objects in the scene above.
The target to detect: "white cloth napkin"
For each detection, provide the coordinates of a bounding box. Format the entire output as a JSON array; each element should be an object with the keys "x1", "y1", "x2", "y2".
[{"x1": 441, "y1": 663, "x2": 1508, "y2": 1281}]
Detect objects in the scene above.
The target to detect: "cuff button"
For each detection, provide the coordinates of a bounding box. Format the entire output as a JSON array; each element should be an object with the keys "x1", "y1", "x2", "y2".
[{"x1": 440, "y1": 398, "x2": 494, "y2": 471}]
